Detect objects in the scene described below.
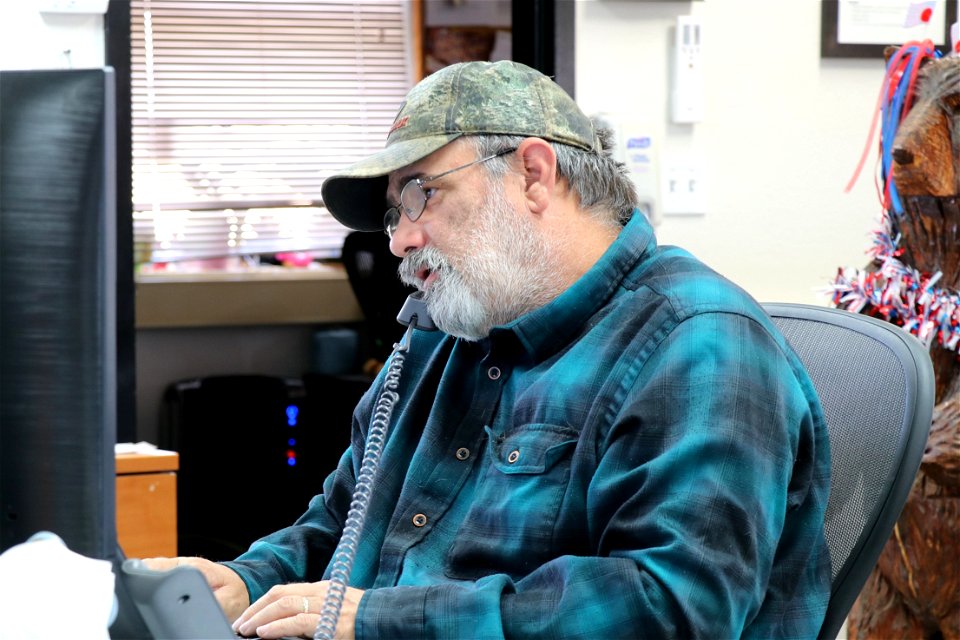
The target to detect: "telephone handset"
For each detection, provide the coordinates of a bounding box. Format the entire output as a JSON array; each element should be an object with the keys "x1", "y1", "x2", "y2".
[
  {"x1": 396, "y1": 292, "x2": 438, "y2": 331},
  {"x1": 314, "y1": 293, "x2": 435, "y2": 639}
]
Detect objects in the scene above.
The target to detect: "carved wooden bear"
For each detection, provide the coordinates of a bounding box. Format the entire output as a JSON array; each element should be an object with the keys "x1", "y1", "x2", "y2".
[{"x1": 847, "y1": 51, "x2": 960, "y2": 640}]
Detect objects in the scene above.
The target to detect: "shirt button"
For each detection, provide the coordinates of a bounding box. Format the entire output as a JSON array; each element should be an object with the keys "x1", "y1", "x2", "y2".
[
  {"x1": 412, "y1": 513, "x2": 428, "y2": 527},
  {"x1": 455, "y1": 447, "x2": 470, "y2": 461},
  {"x1": 487, "y1": 366, "x2": 501, "y2": 380},
  {"x1": 507, "y1": 449, "x2": 520, "y2": 464}
]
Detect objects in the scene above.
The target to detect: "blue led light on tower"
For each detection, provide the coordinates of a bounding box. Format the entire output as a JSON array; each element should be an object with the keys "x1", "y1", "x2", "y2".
[{"x1": 285, "y1": 406, "x2": 300, "y2": 468}]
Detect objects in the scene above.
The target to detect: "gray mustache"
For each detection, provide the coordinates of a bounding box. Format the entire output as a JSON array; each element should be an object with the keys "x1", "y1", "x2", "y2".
[{"x1": 399, "y1": 246, "x2": 448, "y2": 286}]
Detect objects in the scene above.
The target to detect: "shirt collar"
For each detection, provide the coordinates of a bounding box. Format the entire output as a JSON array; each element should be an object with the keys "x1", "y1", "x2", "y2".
[{"x1": 490, "y1": 210, "x2": 657, "y2": 360}]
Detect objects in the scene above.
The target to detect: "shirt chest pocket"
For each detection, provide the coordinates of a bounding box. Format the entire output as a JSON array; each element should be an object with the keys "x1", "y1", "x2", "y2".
[{"x1": 444, "y1": 423, "x2": 578, "y2": 581}]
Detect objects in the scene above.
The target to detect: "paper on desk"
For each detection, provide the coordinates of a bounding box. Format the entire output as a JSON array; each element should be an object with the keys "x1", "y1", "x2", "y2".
[
  {"x1": 115, "y1": 440, "x2": 160, "y2": 455},
  {"x1": 0, "y1": 532, "x2": 115, "y2": 639}
]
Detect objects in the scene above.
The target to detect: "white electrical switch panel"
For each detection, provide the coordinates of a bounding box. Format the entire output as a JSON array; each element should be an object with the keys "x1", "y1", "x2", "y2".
[{"x1": 661, "y1": 157, "x2": 707, "y2": 216}]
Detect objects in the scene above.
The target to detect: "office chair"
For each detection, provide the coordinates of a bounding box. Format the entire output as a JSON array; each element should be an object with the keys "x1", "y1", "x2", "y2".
[
  {"x1": 762, "y1": 303, "x2": 935, "y2": 640},
  {"x1": 340, "y1": 230, "x2": 416, "y2": 366},
  {"x1": 302, "y1": 230, "x2": 415, "y2": 455}
]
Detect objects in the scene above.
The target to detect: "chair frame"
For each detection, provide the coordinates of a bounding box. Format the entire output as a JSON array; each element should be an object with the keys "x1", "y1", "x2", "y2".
[{"x1": 763, "y1": 303, "x2": 934, "y2": 640}]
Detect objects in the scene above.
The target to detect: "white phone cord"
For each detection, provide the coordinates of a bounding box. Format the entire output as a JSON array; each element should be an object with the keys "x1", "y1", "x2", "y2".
[{"x1": 314, "y1": 322, "x2": 414, "y2": 640}]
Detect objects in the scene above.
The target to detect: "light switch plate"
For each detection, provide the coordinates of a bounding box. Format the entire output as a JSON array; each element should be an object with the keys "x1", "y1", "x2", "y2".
[{"x1": 661, "y1": 160, "x2": 707, "y2": 216}]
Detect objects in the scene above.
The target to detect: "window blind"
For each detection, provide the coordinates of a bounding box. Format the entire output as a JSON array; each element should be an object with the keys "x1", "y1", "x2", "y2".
[{"x1": 131, "y1": 0, "x2": 413, "y2": 263}]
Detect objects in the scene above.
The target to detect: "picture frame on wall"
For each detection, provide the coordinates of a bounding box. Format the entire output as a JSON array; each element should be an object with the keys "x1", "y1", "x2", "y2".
[{"x1": 821, "y1": 0, "x2": 958, "y2": 58}]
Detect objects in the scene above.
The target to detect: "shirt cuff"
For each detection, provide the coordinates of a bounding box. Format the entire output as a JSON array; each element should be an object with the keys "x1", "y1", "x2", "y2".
[{"x1": 356, "y1": 585, "x2": 428, "y2": 640}]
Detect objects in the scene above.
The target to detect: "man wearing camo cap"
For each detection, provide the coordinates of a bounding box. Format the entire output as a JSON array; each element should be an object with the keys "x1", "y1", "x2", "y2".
[{"x1": 152, "y1": 61, "x2": 831, "y2": 639}]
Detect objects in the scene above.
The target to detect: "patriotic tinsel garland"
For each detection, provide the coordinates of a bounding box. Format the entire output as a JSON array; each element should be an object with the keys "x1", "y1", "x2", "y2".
[{"x1": 831, "y1": 251, "x2": 960, "y2": 351}]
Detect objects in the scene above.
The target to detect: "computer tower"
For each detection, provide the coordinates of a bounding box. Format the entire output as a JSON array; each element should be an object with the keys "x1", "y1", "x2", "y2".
[{"x1": 160, "y1": 374, "x2": 351, "y2": 561}]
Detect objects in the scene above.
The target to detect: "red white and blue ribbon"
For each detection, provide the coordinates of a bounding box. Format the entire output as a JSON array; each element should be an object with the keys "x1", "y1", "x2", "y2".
[
  {"x1": 844, "y1": 40, "x2": 941, "y2": 216},
  {"x1": 831, "y1": 254, "x2": 960, "y2": 351}
]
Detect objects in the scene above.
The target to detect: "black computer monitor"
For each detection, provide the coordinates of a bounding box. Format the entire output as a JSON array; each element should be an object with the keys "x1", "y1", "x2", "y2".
[
  {"x1": 0, "y1": 68, "x2": 118, "y2": 562},
  {"x1": 0, "y1": 68, "x2": 239, "y2": 640}
]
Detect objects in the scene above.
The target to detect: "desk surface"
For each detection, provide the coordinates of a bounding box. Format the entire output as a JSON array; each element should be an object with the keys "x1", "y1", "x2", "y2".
[{"x1": 135, "y1": 264, "x2": 362, "y2": 328}]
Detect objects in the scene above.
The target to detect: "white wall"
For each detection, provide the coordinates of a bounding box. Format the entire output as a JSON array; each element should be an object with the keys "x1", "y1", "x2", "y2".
[
  {"x1": 0, "y1": 0, "x2": 944, "y2": 306},
  {"x1": 0, "y1": 3, "x2": 104, "y2": 70},
  {"x1": 576, "y1": 0, "x2": 888, "y2": 305},
  {"x1": 0, "y1": 1, "x2": 904, "y2": 307}
]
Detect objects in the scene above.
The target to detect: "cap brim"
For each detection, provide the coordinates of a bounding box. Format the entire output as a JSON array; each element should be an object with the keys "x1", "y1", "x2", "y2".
[{"x1": 321, "y1": 133, "x2": 462, "y2": 232}]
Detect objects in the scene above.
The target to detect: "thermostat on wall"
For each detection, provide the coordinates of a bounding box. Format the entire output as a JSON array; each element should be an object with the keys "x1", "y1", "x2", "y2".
[{"x1": 671, "y1": 15, "x2": 704, "y2": 123}]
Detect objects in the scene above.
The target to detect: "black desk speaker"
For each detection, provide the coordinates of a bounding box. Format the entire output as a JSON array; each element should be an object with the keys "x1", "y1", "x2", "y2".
[{"x1": 160, "y1": 375, "x2": 350, "y2": 561}]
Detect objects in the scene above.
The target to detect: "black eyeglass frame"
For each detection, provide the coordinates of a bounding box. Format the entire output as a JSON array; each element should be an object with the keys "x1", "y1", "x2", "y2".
[{"x1": 383, "y1": 148, "x2": 516, "y2": 238}]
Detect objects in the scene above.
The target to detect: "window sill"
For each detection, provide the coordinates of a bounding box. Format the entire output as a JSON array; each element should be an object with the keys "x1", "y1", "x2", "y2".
[{"x1": 135, "y1": 264, "x2": 363, "y2": 329}]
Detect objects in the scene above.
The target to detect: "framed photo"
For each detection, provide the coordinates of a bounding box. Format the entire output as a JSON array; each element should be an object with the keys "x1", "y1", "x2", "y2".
[{"x1": 821, "y1": 0, "x2": 958, "y2": 58}]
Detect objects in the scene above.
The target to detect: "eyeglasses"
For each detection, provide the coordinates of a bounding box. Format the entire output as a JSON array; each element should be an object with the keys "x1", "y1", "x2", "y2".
[{"x1": 384, "y1": 148, "x2": 516, "y2": 238}]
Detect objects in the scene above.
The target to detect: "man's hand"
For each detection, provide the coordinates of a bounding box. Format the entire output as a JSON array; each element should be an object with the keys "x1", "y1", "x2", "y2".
[
  {"x1": 232, "y1": 581, "x2": 363, "y2": 640},
  {"x1": 140, "y1": 556, "x2": 250, "y2": 622}
]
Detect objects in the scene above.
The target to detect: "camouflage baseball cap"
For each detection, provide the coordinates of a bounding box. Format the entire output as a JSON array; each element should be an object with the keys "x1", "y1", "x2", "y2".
[{"x1": 320, "y1": 60, "x2": 600, "y2": 232}]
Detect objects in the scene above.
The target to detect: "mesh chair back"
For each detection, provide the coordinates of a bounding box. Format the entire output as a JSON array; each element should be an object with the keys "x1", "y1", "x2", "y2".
[
  {"x1": 341, "y1": 230, "x2": 415, "y2": 363},
  {"x1": 763, "y1": 303, "x2": 934, "y2": 640}
]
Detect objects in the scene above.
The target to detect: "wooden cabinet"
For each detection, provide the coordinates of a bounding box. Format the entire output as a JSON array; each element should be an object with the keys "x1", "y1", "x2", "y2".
[{"x1": 116, "y1": 451, "x2": 178, "y2": 558}]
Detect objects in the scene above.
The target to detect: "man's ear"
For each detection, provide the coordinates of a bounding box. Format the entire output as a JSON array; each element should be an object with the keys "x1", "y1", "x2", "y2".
[{"x1": 515, "y1": 137, "x2": 557, "y2": 214}]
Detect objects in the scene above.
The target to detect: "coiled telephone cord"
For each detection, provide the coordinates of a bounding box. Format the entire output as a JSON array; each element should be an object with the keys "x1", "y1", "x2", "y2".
[{"x1": 314, "y1": 322, "x2": 415, "y2": 640}]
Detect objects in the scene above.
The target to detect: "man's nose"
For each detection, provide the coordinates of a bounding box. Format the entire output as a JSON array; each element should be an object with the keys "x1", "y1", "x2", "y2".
[{"x1": 388, "y1": 213, "x2": 428, "y2": 258}]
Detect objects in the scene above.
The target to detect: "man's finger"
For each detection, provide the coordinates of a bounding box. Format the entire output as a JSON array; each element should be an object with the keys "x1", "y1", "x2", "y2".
[
  {"x1": 234, "y1": 584, "x2": 299, "y2": 632},
  {"x1": 248, "y1": 613, "x2": 316, "y2": 640},
  {"x1": 139, "y1": 557, "x2": 182, "y2": 571},
  {"x1": 235, "y1": 596, "x2": 308, "y2": 638}
]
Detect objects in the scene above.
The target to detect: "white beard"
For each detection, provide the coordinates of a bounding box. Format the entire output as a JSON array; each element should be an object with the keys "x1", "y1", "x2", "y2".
[{"x1": 398, "y1": 183, "x2": 557, "y2": 341}]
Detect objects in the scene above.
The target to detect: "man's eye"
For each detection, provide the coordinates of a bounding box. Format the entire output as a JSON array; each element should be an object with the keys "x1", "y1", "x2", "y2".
[{"x1": 423, "y1": 186, "x2": 438, "y2": 200}]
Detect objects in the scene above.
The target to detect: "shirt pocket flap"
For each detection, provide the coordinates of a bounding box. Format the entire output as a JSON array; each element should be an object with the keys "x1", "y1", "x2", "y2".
[{"x1": 484, "y1": 424, "x2": 579, "y2": 475}]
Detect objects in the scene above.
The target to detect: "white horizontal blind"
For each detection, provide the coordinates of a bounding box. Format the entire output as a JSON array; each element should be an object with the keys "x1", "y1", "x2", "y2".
[{"x1": 131, "y1": 0, "x2": 412, "y2": 263}]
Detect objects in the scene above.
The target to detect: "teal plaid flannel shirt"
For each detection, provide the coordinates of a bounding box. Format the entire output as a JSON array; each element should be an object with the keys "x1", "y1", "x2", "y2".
[{"x1": 225, "y1": 211, "x2": 831, "y2": 639}]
